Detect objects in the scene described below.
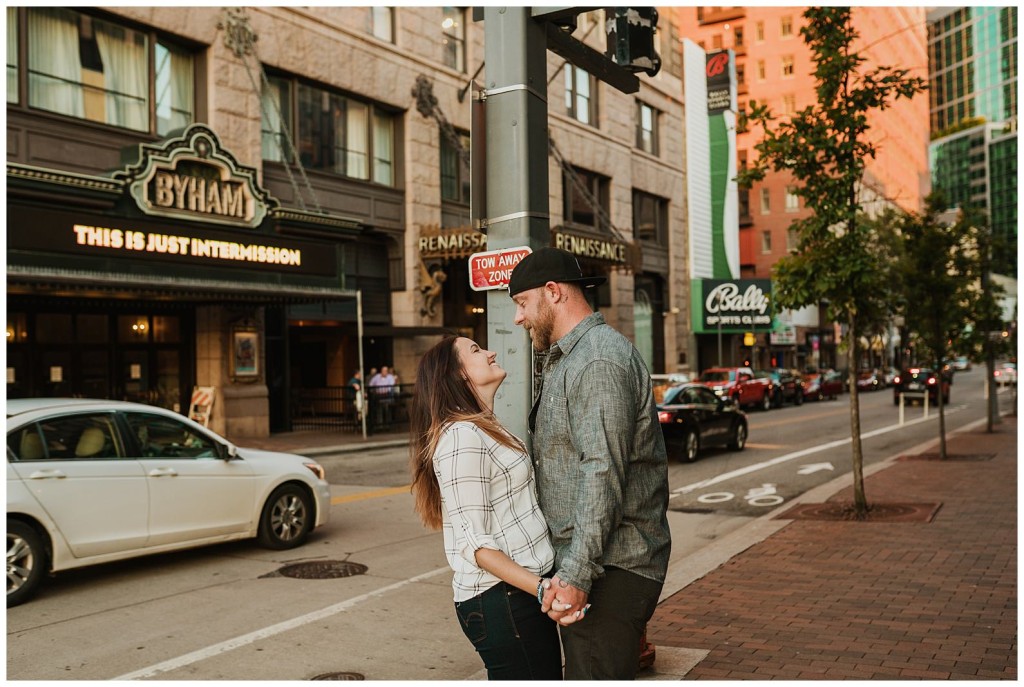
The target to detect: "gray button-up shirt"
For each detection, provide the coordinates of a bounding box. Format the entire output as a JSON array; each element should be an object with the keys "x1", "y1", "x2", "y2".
[{"x1": 529, "y1": 312, "x2": 671, "y2": 593}]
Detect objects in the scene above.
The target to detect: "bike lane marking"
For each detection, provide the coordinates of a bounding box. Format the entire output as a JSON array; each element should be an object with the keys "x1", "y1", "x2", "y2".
[
  {"x1": 112, "y1": 565, "x2": 451, "y2": 680},
  {"x1": 669, "y1": 407, "x2": 963, "y2": 499}
]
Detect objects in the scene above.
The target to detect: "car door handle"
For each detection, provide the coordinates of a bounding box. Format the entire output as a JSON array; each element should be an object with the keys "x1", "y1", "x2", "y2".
[
  {"x1": 148, "y1": 467, "x2": 178, "y2": 477},
  {"x1": 27, "y1": 469, "x2": 67, "y2": 479}
]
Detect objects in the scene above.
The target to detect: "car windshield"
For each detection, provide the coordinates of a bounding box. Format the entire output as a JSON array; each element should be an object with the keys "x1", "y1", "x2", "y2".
[{"x1": 700, "y1": 370, "x2": 734, "y2": 383}]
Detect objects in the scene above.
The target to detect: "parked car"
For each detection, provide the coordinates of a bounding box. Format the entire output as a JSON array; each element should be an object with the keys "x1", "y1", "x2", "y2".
[
  {"x1": 855, "y1": 368, "x2": 885, "y2": 391},
  {"x1": 6, "y1": 399, "x2": 332, "y2": 606},
  {"x1": 891, "y1": 367, "x2": 951, "y2": 405},
  {"x1": 803, "y1": 369, "x2": 844, "y2": 401},
  {"x1": 651, "y1": 373, "x2": 693, "y2": 404},
  {"x1": 760, "y1": 368, "x2": 804, "y2": 407},
  {"x1": 994, "y1": 363, "x2": 1017, "y2": 387},
  {"x1": 698, "y1": 366, "x2": 774, "y2": 412},
  {"x1": 950, "y1": 356, "x2": 972, "y2": 371},
  {"x1": 883, "y1": 367, "x2": 899, "y2": 386},
  {"x1": 657, "y1": 383, "x2": 748, "y2": 462}
]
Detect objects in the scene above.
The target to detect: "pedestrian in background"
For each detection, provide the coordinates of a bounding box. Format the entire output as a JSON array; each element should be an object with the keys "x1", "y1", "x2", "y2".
[
  {"x1": 347, "y1": 369, "x2": 364, "y2": 422},
  {"x1": 409, "y1": 335, "x2": 567, "y2": 680},
  {"x1": 369, "y1": 365, "x2": 396, "y2": 428},
  {"x1": 508, "y1": 247, "x2": 672, "y2": 680}
]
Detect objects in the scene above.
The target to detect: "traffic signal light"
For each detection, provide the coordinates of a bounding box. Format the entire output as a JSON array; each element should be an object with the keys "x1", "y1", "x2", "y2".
[{"x1": 605, "y1": 8, "x2": 661, "y2": 77}]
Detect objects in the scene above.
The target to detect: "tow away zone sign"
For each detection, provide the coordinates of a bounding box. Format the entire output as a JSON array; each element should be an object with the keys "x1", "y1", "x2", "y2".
[{"x1": 469, "y1": 246, "x2": 532, "y2": 291}]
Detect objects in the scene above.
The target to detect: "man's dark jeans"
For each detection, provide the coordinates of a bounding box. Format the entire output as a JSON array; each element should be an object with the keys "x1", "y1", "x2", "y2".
[
  {"x1": 559, "y1": 567, "x2": 663, "y2": 679},
  {"x1": 454, "y1": 581, "x2": 563, "y2": 680}
]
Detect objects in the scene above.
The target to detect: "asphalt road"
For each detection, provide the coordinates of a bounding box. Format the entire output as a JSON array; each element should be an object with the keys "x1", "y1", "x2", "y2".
[{"x1": 6, "y1": 367, "x2": 1011, "y2": 680}]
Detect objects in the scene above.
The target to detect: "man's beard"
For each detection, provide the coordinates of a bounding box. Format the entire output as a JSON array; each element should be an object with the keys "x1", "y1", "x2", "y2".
[{"x1": 528, "y1": 298, "x2": 555, "y2": 351}]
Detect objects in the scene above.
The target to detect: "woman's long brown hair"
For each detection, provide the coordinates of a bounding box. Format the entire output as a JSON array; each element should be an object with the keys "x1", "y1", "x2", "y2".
[{"x1": 409, "y1": 335, "x2": 525, "y2": 529}]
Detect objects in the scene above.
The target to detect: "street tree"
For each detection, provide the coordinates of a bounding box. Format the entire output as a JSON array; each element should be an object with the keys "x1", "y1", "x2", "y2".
[
  {"x1": 894, "y1": 195, "x2": 986, "y2": 456},
  {"x1": 737, "y1": 7, "x2": 926, "y2": 516}
]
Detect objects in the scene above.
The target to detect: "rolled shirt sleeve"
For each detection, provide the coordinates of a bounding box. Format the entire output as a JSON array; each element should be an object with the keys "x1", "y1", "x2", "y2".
[{"x1": 434, "y1": 424, "x2": 501, "y2": 564}]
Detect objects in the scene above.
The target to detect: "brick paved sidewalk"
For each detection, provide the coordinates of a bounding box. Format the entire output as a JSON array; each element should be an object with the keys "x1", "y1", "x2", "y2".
[{"x1": 648, "y1": 417, "x2": 1017, "y2": 680}]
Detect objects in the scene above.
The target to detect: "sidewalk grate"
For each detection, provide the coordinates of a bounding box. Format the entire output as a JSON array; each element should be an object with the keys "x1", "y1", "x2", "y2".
[
  {"x1": 898, "y1": 452, "x2": 995, "y2": 461},
  {"x1": 776, "y1": 501, "x2": 942, "y2": 523}
]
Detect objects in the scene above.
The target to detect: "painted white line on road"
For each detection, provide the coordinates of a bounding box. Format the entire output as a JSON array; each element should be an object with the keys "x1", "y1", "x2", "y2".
[
  {"x1": 669, "y1": 406, "x2": 965, "y2": 499},
  {"x1": 112, "y1": 565, "x2": 450, "y2": 680}
]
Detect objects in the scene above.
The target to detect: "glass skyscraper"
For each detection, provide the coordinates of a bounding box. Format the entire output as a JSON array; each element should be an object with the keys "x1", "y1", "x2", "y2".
[{"x1": 928, "y1": 6, "x2": 1017, "y2": 276}]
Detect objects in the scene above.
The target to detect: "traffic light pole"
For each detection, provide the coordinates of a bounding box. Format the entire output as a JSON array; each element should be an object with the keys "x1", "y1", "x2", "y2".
[{"x1": 482, "y1": 7, "x2": 551, "y2": 442}]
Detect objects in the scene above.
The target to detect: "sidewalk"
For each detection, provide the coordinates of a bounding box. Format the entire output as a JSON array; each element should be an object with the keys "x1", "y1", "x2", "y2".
[
  {"x1": 230, "y1": 416, "x2": 1017, "y2": 680},
  {"x1": 647, "y1": 415, "x2": 1017, "y2": 680}
]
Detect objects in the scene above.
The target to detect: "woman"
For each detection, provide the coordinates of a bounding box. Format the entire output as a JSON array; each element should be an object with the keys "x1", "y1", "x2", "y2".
[{"x1": 410, "y1": 336, "x2": 565, "y2": 680}]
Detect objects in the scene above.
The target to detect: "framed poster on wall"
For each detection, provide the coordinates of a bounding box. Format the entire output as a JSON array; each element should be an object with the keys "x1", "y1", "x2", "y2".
[{"x1": 232, "y1": 329, "x2": 259, "y2": 378}]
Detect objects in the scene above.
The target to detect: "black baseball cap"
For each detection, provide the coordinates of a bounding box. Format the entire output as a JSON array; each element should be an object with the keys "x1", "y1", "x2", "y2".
[{"x1": 507, "y1": 247, "x2": 607, "y2": 297}]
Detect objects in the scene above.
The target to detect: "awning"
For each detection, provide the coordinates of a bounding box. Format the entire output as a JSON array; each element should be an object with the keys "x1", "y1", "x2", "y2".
[{"x1": 6, "y1": 264, "x2": 357, "y2": 304}]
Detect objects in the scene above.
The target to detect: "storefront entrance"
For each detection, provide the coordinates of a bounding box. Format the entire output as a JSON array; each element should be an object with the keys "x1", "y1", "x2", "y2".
[{"x1": 7, "y1": 305, "x2": 192, "y2": 412}]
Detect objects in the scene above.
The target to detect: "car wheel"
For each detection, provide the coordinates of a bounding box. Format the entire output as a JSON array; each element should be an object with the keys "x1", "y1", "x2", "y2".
[
  {"x1": 795, "y1": 391, "x2": 804, "y2": 406},
  {"x1": 761, "y1": 393, "x2": 772, "y2": 412},
  {"x1": 257, "y1": 484, "x2": 315, "y2": 550},
  {"x1": 682, "y1": 430, "x2": 700, "y2": 463},
  {"x1": 728, "y1": 422, "x2": 747, "y2": 450},
  {"x1": 7, "y1": 519, "x2": 47, "y2": 607}
]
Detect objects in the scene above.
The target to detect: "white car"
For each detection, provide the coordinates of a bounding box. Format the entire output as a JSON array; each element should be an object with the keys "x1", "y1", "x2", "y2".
[
  {"x1": 994, "y1": 363, "x2": 1017, "y2": 387},
  {"x1": 6, "y1": 398, "x2": 331, "y2": 606}
]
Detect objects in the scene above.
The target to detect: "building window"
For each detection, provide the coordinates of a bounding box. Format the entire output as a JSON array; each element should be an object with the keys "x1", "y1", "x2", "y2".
[
  {"x1": 781, "y1": 16, "x2": 793, "y2": 38},
  {"x1": 787, "y1": 227, "x2": 798, "y2": 252},
  {"x1": 636, "y1": 100, "x2": 659, "y2": 155},
  {"x1": 440, "y1": 129, "x2": 470, "y2": 204},
  {"x1": 782, "y1": 94, "x2": 796, "y2": 115},
  {"x1": 712, "y1": 34, "x2": 722, "y2": 50},
  {"x1": 761, "y1": 230, "x2": 772, "y2": 253},
  {"x1": 785, "y1": 186, "x2": 800, "y2": 212},
  {"x1": 441, "y1": 7, "x2": 465, "y2": 72},
  {"x1": 760, "y1": 187, "x2": 770, "y2": 214},
  {"x1": 781, "y1": 55, "x2": 794, "y2": 78},
  {"x1": 21, "y1": 7, "x2": 194, "y2": 135},
  {"x1": 734, "y1": 25, "x2": 744, "y2": 47},
  {"x1": 7, "y1": 7, "x2": 18, "y2": 103},
  {"x1": 565, "y1": 65, "x2": 597, "y2": 126},
  {"x1": 563, "y1": 167, "x2": 609, "y2": 230},
  {"x1": 370, "y1": 7, "x2": 393, "y2": 42},
  {"x1": 736, "y1": 64, "x2": 745, "y2": 86},
  {"x1": 633, "y1": 190, "x2": 668, "y2": 245},
  {"x1": 757, "y1": 60, "x2": 766, "y2": 81},
  {"x1": 262, "y1": 75, "x2": 397, "y2": 186},
  {"x1": 755, "y1": 21, "x2": 764, "y2": 42}
]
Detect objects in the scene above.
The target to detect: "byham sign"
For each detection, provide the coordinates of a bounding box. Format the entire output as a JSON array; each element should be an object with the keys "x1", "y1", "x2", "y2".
[{"x1": 117, "y1": 124, "x2": 275, "y2": 229}]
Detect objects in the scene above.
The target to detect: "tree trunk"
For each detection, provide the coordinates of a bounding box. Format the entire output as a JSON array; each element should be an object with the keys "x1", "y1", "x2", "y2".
[{"x1": 848, "y1": 315, "x2": 867, "y2": 514}]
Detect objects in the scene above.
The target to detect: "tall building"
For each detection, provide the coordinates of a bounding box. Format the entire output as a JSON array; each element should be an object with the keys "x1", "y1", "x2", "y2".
[
  {"x1": 927, "y1": 6, "x2": 1017, "y2": 276},
  {"x1": 672, "y1": 7, "x2": 930, "y2": 371},
  {"x1": 6, "y1": 7, "x2": 689, "y2": 437}
]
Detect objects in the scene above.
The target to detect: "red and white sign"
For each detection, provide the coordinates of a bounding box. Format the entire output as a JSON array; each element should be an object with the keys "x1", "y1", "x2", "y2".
[{"x1": 468, "y1": 246, "x2": 532, "y2": 291}]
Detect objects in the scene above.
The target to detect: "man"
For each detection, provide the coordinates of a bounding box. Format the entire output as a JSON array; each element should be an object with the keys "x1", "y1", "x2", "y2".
[
  {"x1": 369, "y1": 365, "x2": 396, "y2": 428},
  {"x1": 507, "y1": 247, "x2": 671, "y2": 679}
]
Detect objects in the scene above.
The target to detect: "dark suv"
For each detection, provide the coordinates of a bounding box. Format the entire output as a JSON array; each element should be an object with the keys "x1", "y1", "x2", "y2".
[
  {"x1": 760, "y1": 368, "x2": 804, "y2": 407},
  {"x1": 892, "y1": 367, "x2": 951, "y2": 406}
]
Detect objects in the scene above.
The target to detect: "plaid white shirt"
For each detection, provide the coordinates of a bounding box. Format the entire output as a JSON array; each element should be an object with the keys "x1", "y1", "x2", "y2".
[{"x1": 434, "y1": 421, "x2": 554, "y2": 602}]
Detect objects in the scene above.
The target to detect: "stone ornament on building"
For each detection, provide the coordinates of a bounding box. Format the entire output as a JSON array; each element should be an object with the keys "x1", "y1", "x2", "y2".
[
  {"x1": 419, "y1": 259, "x2": 447, "y2": 318},
  {"x1": 116, "y1": 124, "x2": 277, "y2": 229}
]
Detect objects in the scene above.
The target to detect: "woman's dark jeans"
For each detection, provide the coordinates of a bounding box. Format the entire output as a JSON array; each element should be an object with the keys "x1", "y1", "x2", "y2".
[{"x1": 454, "y1": 581, "x2": 562, "y2": 680}]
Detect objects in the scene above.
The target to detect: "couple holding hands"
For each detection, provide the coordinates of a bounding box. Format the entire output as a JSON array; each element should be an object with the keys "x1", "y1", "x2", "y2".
[{"x1": 410, "y1": 248, "x2": 672, "y2": 680}]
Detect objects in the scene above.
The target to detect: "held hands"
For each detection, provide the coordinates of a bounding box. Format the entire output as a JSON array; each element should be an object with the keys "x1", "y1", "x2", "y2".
[{"x1": 541, "y1": 575, "x2": 590, "y2": 625}]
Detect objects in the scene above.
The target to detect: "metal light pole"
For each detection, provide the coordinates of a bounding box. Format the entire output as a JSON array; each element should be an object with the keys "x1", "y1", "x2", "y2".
[{"x1": 482, "y1": 7, "x2": 551, "y2": 441}]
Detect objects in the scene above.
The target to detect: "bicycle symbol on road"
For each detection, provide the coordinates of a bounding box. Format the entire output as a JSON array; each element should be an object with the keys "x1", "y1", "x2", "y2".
[{"x1": 696, "y1": 483, "x2": 785, "y2": 507}]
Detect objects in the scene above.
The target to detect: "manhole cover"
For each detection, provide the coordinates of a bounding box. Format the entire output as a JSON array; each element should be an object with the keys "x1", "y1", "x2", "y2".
[
  {"x1": 311, "y1": 672, "x2": 365, "y2": 680},
  {"x1": 898, "y1": 452, "x2": 995, "y2": 461},
  {"x1": 775, "y1": 502, "x2": 942, "y2": 523},
  {"x1": 263, "y1": 561, "x2": 368, "y2": 579}
]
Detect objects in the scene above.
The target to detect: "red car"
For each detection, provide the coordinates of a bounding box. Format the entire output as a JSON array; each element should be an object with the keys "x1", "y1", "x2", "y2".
[
  {"x1": 698, "y1": 366, "x2": 774, "y2": 411},
  {"x1": 803, "y1": 370, "x2": 844, "y2": 401}
]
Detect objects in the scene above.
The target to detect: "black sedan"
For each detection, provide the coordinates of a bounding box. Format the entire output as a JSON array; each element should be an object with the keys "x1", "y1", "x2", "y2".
[{"x1": 657, "y1": 383, "x2": 748, "y2": 462}]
